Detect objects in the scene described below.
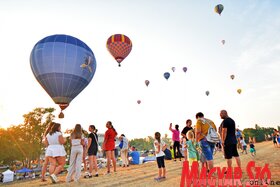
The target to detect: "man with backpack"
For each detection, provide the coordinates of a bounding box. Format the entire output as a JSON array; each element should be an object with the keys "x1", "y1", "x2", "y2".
[
  {"x1": 195, "y1": 112, "x2": 218, "y2": 171},
  {"x1": 220, "y1": 110, "x2": 241, "y2": 170}
]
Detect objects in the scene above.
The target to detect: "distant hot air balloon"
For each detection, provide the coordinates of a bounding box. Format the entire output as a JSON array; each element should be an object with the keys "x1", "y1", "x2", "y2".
[
  {"x1": 171, "y1": 67, "x2": 176, "y2": 72},
  {"x1": 145, "y1": 80, "x2": 150, "y2": 87},
  {"x1": 30, "y1": 34, "x2": 96, "y2": 118},
  {"x1": 164, "y1": 72, "x2": 170, "y2": 80},
  {"x1": 106, "y1": 34, "x2": 132, "y2": 67},
  {"x1": 137, "y1": 100, "x2": 141, "y2": 104},
  {"x1": 237, "y1": 89, "x2": 242, "y2": 94},
  {"x1": 215, "y1": 4, "x2": 224, "y2": 15},
  {"x1": 230, "y1": 75, "x2": 235, "y2": 80},
  {"x1": 183, "y1": 67, "x2": 187, "y2": 73},
  {"x1": 206, "y1": 91, "x2": 210, "y2": 96},
  {"x1": 221, "y1": 40, "x2": 225, "y2": 45}
]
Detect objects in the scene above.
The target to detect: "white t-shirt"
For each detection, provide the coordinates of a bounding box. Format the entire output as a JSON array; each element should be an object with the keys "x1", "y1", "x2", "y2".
[
  {"x1": 154, "y1": 139, "x2": 165, "y2": 157},
  {"x1": 240, "y1": 139, "x2": 247, "y2": 146},
  {"x1": 47, "y1": 131, "x2": 62, "y2": 145}
]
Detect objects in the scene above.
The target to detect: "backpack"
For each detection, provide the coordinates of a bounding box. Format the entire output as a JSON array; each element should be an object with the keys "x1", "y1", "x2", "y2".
[{"x1": 204, "y1": 119, "x2": 220, "y2": 143}]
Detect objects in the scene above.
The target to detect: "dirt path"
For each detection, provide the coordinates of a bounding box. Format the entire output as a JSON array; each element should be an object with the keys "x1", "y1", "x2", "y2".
[{"x1": 3, "y1": 141, "x2": 280, "y2": 187}]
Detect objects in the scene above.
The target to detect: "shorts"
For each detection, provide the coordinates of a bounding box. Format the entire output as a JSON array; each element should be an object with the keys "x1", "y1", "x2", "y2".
[
  {"x1": 199, "y1": 138, "x2": 215, "y2": 161},
  {"x1": 250, "y1": 148, "x2": 255, "y2": 153},
  {"x1": 273, "y1": 140, "x2": 277, "y2": 144},
  {"x1": 156, "y1": 156, "x2": 165, "y2": 168},
  {"x1": 242, "y1": 145, "x2": 247, "y2": 150},
  {"x1": 88, "y1": 146, "x2": 98, "y2": 156},
  {"x1": 188, "y1": 158, "x2": 198, "y2": 165},
  {"x1": 224, "y1": 144, "x2": 239, "y2": 159}
]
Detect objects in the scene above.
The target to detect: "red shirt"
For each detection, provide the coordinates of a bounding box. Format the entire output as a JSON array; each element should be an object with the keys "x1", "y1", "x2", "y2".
[{"x1": 103, "y1": 128, "x2": 117, "y2": 151}]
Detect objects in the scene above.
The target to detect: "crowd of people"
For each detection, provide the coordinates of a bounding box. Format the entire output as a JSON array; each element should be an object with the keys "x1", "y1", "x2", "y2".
[{"x1": 40, "y1": 109, "x2": 264, "y2": 184}]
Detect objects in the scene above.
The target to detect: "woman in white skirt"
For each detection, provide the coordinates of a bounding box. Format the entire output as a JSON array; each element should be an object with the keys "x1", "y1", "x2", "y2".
[
  {"x1": 66, "y1": 124, "x2": 84, "y2": 183},
  {"x1": 45, "y1": 122, "x2": 66, "y2": 183}
]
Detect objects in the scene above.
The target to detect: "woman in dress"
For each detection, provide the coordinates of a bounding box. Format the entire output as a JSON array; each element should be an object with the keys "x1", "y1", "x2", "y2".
[{"x1": 102, "y1": 121, "x2": 118, "y2": 174}]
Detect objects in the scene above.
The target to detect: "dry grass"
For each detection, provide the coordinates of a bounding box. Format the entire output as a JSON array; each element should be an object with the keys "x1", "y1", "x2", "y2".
[{"x1": 2, "y1": 141, "x2": 280, "y2": 187}]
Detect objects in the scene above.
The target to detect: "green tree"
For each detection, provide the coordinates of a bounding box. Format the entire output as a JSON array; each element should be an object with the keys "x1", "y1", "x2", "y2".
[{"x1": 0, "y1": 107, "x2": 55, "y2": 167}]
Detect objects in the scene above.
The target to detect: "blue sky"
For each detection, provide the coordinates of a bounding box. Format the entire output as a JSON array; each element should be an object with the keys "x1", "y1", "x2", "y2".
[{"x1": 0, "y1": 0, "x2": 279, "y2": 139}]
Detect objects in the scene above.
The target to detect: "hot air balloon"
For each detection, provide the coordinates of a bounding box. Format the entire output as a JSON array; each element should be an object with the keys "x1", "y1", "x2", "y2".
[
  {"x1": 106, "y1": 34, "x2": 132, "y2": 67},
  {"x1": 230, "y1": 75, "x2": 235, "y2": 80},
  {"x1": 214, "y1": 4, "x2": 224, "y2": 15},
  {"x1": 137, "y1": 100, "x2": 141, "y2": 104},
  {"x1": 221, "y1": 40, "x2": 225, "y2": 45},
  {"x1": 164, "y1": 72, "x2": 170, "y2": 80},
  {"x1": 206, "y1": 91, "x2": 210, "y2": 96},
  {"x1": 171, "y1": 67, "x2": 176, "y2": 72},
  {"x1": 237, "y1": 89, "x2": 242, "y2": 94},
  {"x1": 183, "y1": 67, "x2": 187, "y2": 73},
  {"x1": 30, "y1": 34, "x2": 96, "y2": 118},
  {"x1": 145, "y1": 80, "x2": 150, "y2": 87}
]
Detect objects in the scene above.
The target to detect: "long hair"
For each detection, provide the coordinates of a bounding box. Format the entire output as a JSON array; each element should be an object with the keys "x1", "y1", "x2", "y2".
[
  {"x1": 44, "y1": 122, "x2": 55, "y2": 137},
  {"x1": 89, "y1": 125, "x2": 98, "y2": 133},
  {"x1": 155, "y1": 132, "x2": 161, "y2": 143},
  {"x1": 71, "y1": 124, "x2": 82, "y2": 139},
  {"x1": 49, "y1": 122, "x2": 61, "y2": 135},
  {"x1": 107, "y1": 121, "x2": 117, "y2": 134}
]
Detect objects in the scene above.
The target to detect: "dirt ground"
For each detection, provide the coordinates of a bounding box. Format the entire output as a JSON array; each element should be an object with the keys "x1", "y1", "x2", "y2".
[{"x1": 2, "y1": 141, "x2": 280, "y2": 187}]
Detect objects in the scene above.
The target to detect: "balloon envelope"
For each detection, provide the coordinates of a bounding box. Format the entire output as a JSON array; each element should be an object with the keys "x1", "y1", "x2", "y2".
[
  {"x1": 206, "y1": 91, "x2": 210, "y2": 96},
  {"x1": 164, "y1": 72, "x2": 170, "y2": 80},
  {"x1": 30, "y1": 34, "x2": 96, "y2": 113},
  {"x1": 171, "y1": 67, "x2": 176, "y2": 72},
  {"x1": 183, "y1": 67, "x2": 187, "y2": 73},
  {"x1": 137, "y1": 100, "x2": 141, "y2": 104},
  {"x1": 222, "y1": 40, "x2": 225, "y2": 45},
  {"x1": 237, "y1": 89, "x2": 242, "y2": 94},
  {"x1": 106, "y1": 34, "x2": 132, "y2": 67},
  {"x1": 215, "y1": 4, "x2": 224, "y2": 15},
  {"x1": 230, "y1": 75, "x2": 235, "y2": 80},
  {"x1": 145, "y1": 80, "x2": 150, "y2": 87}
]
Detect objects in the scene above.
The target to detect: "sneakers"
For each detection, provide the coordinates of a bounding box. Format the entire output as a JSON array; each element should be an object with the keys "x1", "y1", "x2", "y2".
[
  {"x1": 94, "y1": 173, "x2": 99, "y2": 177},
  {"x1": 50, "y1": 174, "x2": 58, "y2": 183},
  {"x1": 84, "y1": 172, "x2": 92, "y2": 178}
]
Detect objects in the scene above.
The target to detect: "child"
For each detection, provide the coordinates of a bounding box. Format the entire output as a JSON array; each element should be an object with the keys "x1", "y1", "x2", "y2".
[
  {"x1": 154, "y1": 132, "x2": 167, "y2": 181},
  {"x1": 185, "y1": 131, "x2": 199, "y2": 166},
  {"x1": 249, "y1": 141, "x2": 256, "y2": 157},
  {"x1": 240, "y1": 137, "x2": 247, "y2": 154}
]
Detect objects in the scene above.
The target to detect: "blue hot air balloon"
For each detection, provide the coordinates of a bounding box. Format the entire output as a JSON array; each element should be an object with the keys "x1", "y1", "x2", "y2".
[
  {"x1": 164, "y1": 72, "x2": 170, "y2": 80},
  {"x1": 30, "y1": 34, "x2": 96, "y2": 118}
]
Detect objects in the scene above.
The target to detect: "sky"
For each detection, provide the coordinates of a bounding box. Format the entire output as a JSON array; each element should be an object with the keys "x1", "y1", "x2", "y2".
[{"x1": 0, "y1": 0, "x2": 280, "y2": 139}]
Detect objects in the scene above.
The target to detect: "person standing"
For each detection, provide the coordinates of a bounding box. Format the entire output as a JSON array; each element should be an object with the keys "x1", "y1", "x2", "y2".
[
  {"x1": 195, "y1": 112, "x2": 217, "y2": 171},
  {"x1": 45, "y1": 122, "x2": 66, "y2": 183},
  {"x1": 41, "y1": 122, "x2": 54, "y2": 182},
  {"x1": 220, "y1": 110, "x2": 241, "y2": 170},
  {"x1": 154, "y1": 132, "x2": 167, "y2": 181},
  {"x1": 169, "y1": 123, "x2": 182, "y2": 161},
  {"x1": 119, "y1": 134, "x2": 129, "y2": 167},
  {"x1": 66, "y1": 124, "x2": 84, "y2": 183},
  {"x1": 181, "y1": 119, "x2": 193, "y2": 161},
  {"x1": 85, "y1": 125, "x2": 99, "y2": 178},
  {"x1": 103, "y1": 121, "x2": 118, "y2": 174}
]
